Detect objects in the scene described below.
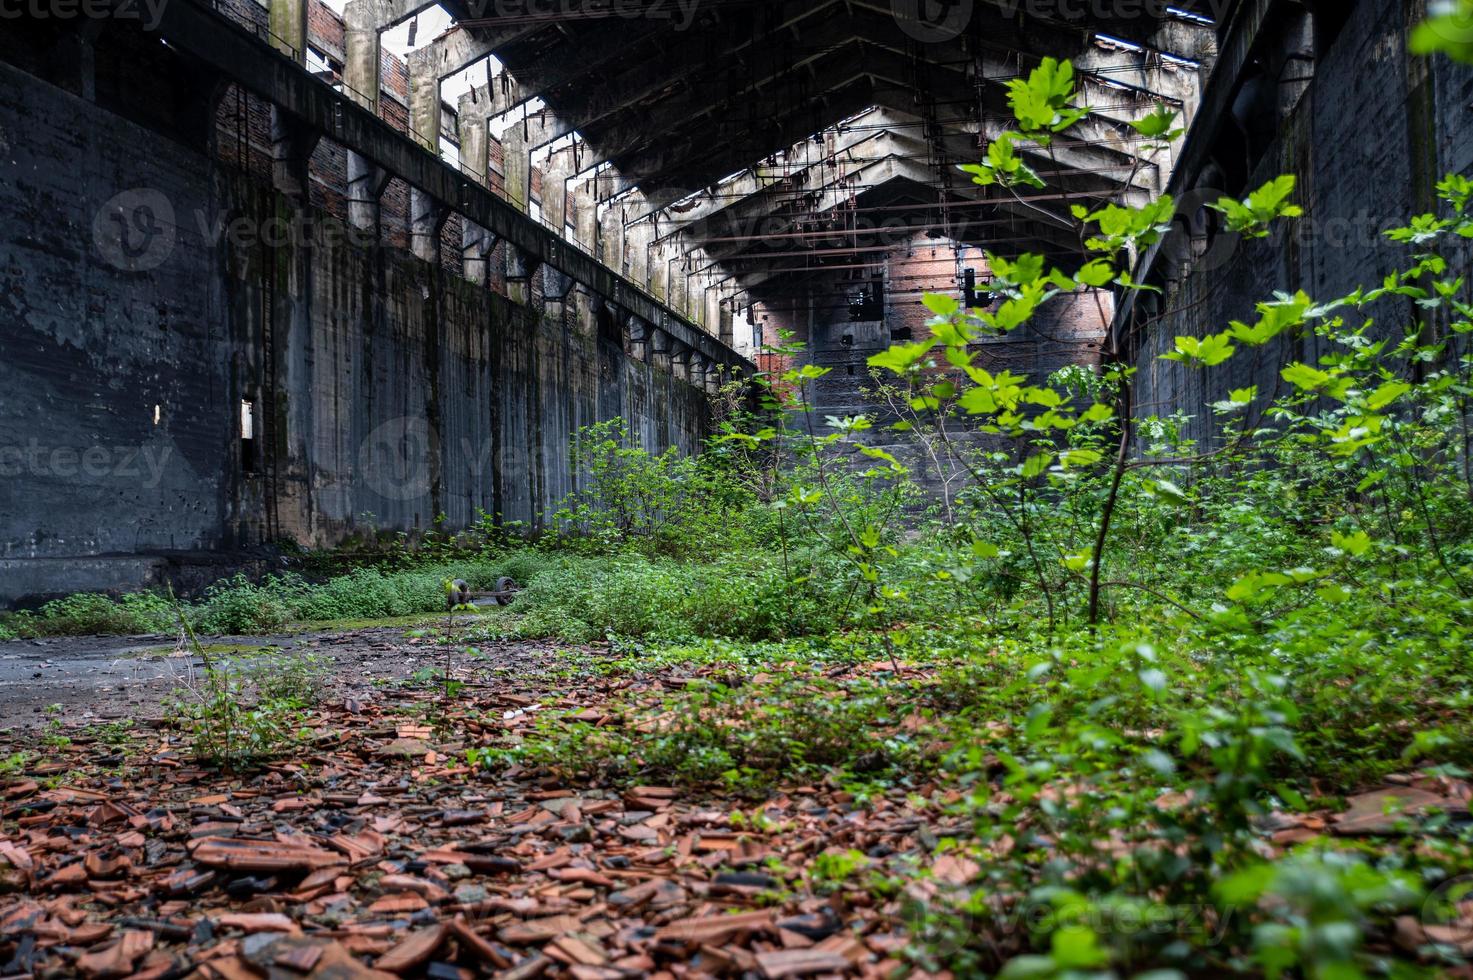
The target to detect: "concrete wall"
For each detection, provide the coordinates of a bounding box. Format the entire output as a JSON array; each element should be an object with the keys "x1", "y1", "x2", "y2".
[
  {"x1": 1132, "y1": 0, "x2": 1473, "y2": 444},
  {"x1": 0, "y1": 56, "x2": 709, "y2": 606}
]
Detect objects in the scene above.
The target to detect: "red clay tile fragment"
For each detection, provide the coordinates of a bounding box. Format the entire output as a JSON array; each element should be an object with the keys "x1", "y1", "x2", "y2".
[{"x1": 375, "y1": 923, "x2": 447, "y2": 973}]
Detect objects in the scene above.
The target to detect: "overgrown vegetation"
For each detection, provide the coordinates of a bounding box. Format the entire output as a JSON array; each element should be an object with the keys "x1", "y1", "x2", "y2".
[{"x1": 471, "y1": 54, "x2": 1473, "y2": 978}]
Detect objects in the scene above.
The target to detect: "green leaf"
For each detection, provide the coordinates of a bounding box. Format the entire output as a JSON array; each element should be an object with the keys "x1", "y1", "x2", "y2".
[
  {"x1": 1330, "y1": 529, "x2": 1373, "y2": 557},
  {"x1": 1209, "y1": 175, "x2": 1304, "y2": 237},
  {"x1": 1074, "y1": 258, "x2": 1116, "y2": 287},
  {"x1": 1129, "y1": 103, "x2": 1183, "y2": 141},
  {"x1": 1282, "y1": 362, "x2": 1333, "y2": 391},
  {"x1": 867, "y1": 341, "x2": 936, "y2": 375},
  {"x1": 922, "y1": 293, "x2": 960, "y2": 317},
  {"x1": 1229, "y1": 291, "x2": 1312, "y2": 345},
  {"x1": 1410, "y1": 1, "x2": 1473, "y2": 63},
  {"x1": 1164, "y1": 332, "x2": 1236, "y2": 367},
  {"x1": 1366, "y1": 380, "x2": 1412, "y2": 410},
  {"x1": 1059, "y1": 448, "x2": 1103, "y2": 469},
  {"x1": 1006, "y1": 57, "x2": 1086, "y2": 134},
  {"x1": 1152, "y1": 480, "x2": 1191, "y2": 505},
  {"x1": 1079, "y1": 197, "x2": 1177, "y2": 255},
  {"x1": 1063, "y1": 550, "x2": 1093, "y2": 572},
  {"x1": 1049, "y1": 924, "x2": 1109, "y2": 969},
  {"x1": 1021, "y1": 453, "x2": 1054, "y2": 479}
]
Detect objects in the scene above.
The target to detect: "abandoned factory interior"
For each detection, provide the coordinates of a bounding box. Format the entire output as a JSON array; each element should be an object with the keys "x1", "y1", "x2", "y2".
[{"x1": 3, "y1": 0, "x2": 1473, "y2": 977}]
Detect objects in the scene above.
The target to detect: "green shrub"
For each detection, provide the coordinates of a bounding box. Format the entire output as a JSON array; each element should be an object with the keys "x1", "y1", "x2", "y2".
[
  {"x1": 3, "y1": 590, "x2": 175, "y2": 637},
  {"x1": 189, "y1": 575, "x2": 297, "y2": 635}
]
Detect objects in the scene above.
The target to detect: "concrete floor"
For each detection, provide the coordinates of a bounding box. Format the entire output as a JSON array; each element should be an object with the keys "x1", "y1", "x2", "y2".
[{"x1": 0, "y1": 624, "x2": 508, "y2": 730}]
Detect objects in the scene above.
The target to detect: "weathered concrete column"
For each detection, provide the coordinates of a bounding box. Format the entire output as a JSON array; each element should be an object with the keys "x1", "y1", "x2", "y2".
[
  {"x1": 407, "y1": 48, "x2": 440, "y2": 152},
  {"x1": 460, "y1": 116, "x2": 488, "y2": 185},
  {"x1": 670, "y1": 341, "x2": 693, "y2": 383},
  {"x1": 650, "y1": 330, "x2": 673, "y2": 374},
  {"x1": 541, "y1": 152, "x2": 571, "y2": 233},
  {"x1": 342, "y1": 2, "x2": 380, "y2": 111},
  {"x1": 573, "y1": 173, "x2": 598, "y2": 253},
  {"x1": 626, "y1": 219, "x2": 652, "y2": 286},
  {"x1": 625, "y1": 317, "x2": 649, "y2": 361},
  {"x1": 409, "y1": 189, "x2": 448, "y2": 263},
  {"x1": 347, "y1": 151, "x2": 390, "y2": 234},
  {"x1": 649, "y1": 241, "x2": 670, "y2": 301},
  {"x1": 505, "y1": 244, "x2": 539, "y2": 305},
  {"x1": 462, "y1": 223, "x2": 495, "y2": 283},
  {"x1": 600, "y1": 205, "x2": 626, "y2": 271},
  {"x1": 270, "y1": 109, "x2": 320, "y2": 206},
  {"x1": 718, "y1": 301, "x2": 735, "y2": 348},
  {"x1": 502, "y1": 125, "x2": 530, "y2": 213},
  {"x1": 269, "y1": 0, "x2": 308, "y2": 63},
  {"x1": 542, "y1": 265, "x2": 573, "y2": 302}
]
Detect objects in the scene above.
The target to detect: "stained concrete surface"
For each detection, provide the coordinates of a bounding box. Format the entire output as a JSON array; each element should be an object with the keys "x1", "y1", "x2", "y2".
[{"x1": 0, "y1": 617, "x2": 570, "y2": 731}]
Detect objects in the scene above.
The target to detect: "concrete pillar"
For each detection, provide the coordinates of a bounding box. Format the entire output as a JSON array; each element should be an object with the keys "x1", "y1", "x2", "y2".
[
  {"x1": 502, "y1": 124, "x2": 530, "y2": 213},
  {"x1": 600, "y1": 207, "x2": 626, "y2": 271},
  {"x1": 541, "y1": 153, "x2": 571, "y2": 233},
  {"x1": 650, "y1": 330, "x2": 672, "y2": 374},
  {"x1": 649, "y1": 242, "x2": 669, "y2": 301},
  {"x1": 625, "y1": 317, "x2": 649, "y2": 361},
  {"x1": 506, "y1": 245, "x2": 539, "y2": 305},
  {"x1": 718, "y1": 301, "x2": 735, "y2": 347},
  {"x1": 342, "y1": 2, "x2": 380, "y2": 112},
  {"x1": 347, "y1": 151, "x2": 390, "y2": 234},
  {"x1": 269, "y1": 0, "x2": 308, "y2": 63},
  {"x1": 573, "y1": 174, "x2": 597, "y2": 253},
  {"x1": 462, "y1": 222, "x2": 495, "y2": 283},
  {"x1": 270, "y1": 109, "x2": 320, "y2": 206},
  {"x1": 626, "y1": 221, "x2": 652, "y2": 286},
  {"x1": 670, "y1": 341, "x2": 693, "y2": 383},
  {"x1": 409, "y1": 189, "x2": 448, "y2": 263},
  {"x1": 461, "y1": 116, "x2": 488, "y2": 186},
  {"x1": 542, "y1": 265, "x2": 573, "y2": 302},
  {"x1": 407, "y1": 48, "x2": 440, "y2": 152}
]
